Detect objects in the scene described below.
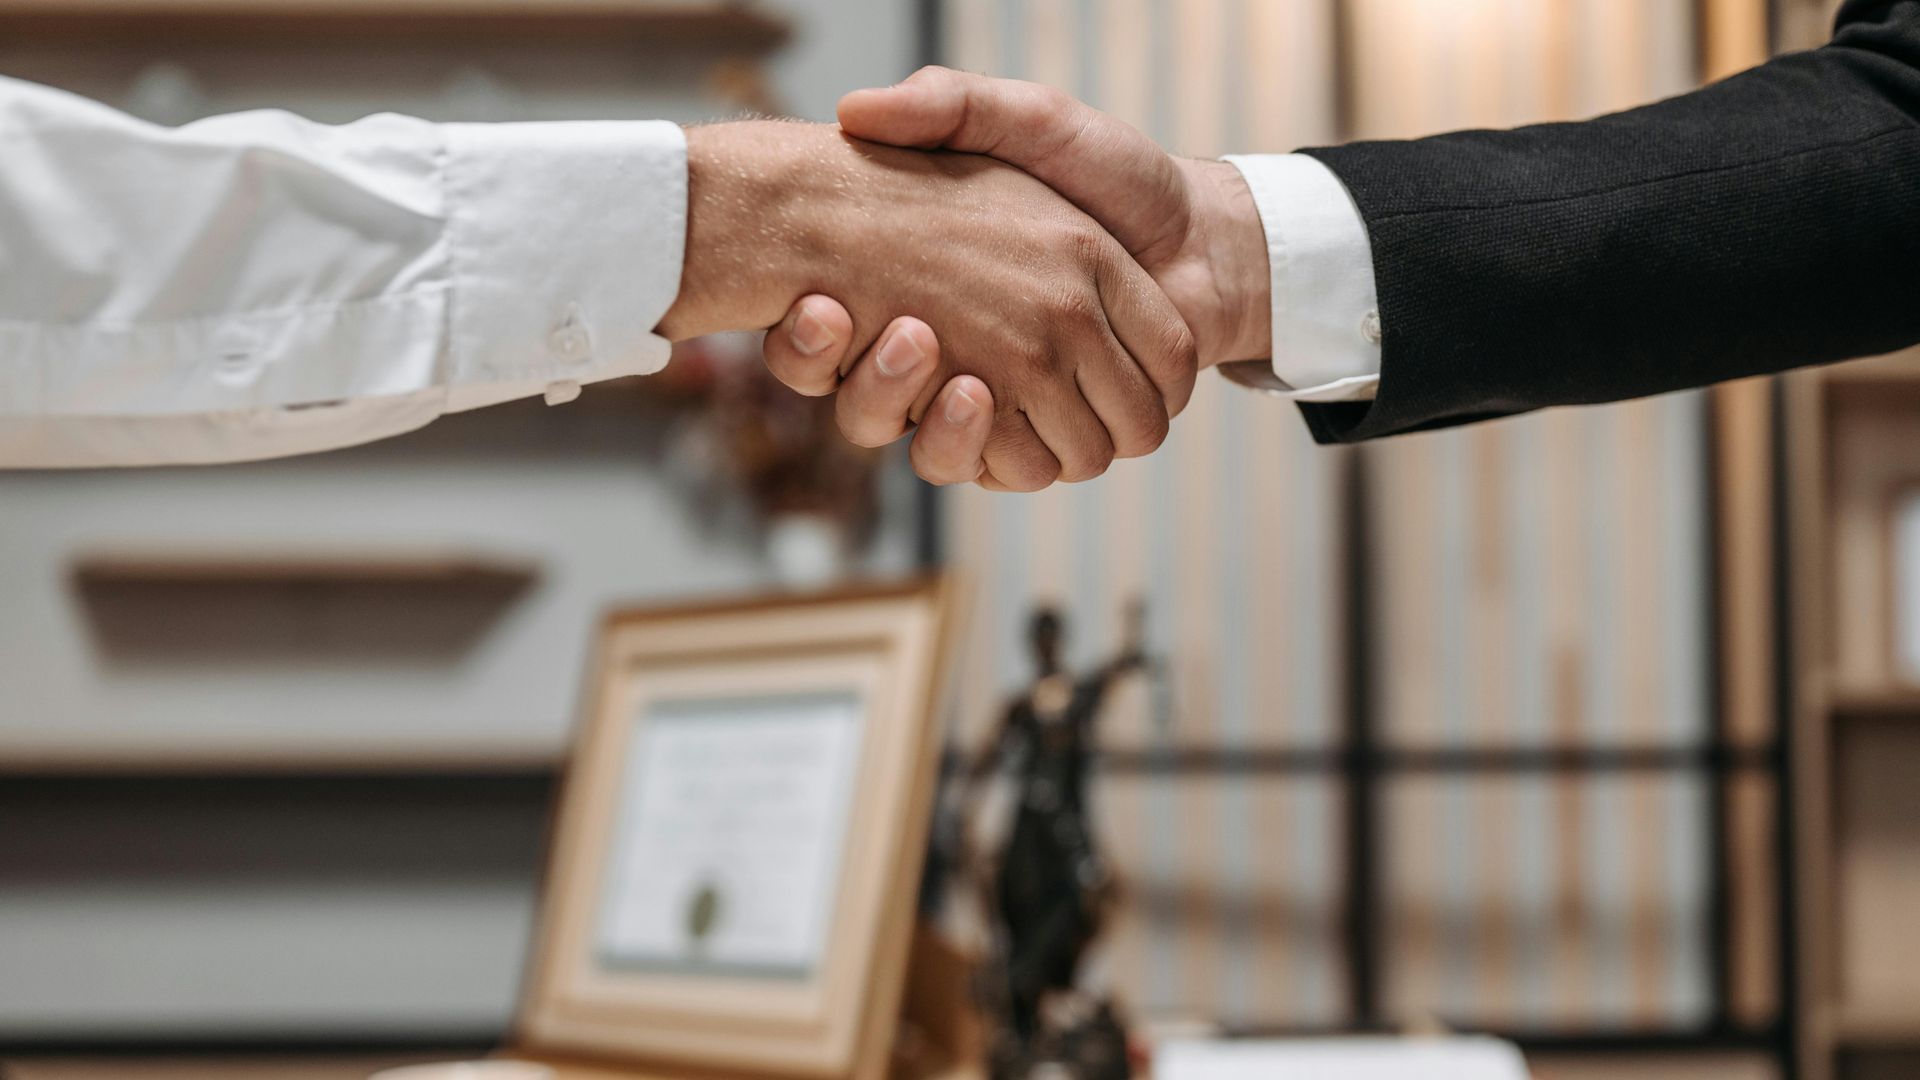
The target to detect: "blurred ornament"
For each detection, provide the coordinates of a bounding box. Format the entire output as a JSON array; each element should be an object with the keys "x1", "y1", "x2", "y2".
[
  {"x1": 443, "y1": 67, "x2": 527, "y2": 122},
  {"x1": 705, "y1": 57, "x2": 782, "y2": 116},
  {"x1": 124, "y1": 63, "x2": 209, "y2": 127},
  {"x1": 765, "y1": 513, "x2": 845, "y2": 589},
  {"x1": 643, "y1": 333, "x2": 882, "y2": 579}
]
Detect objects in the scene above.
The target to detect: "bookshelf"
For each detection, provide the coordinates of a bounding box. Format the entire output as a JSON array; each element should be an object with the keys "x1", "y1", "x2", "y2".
[{"x1": 1785, "y1": 346, "x2": 1920, "y2": 1080}]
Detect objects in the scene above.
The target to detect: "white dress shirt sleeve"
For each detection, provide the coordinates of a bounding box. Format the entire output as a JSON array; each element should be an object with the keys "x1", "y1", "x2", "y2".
[
  {"x1": 1221, "y1": 153, "x2": 1381, "y2": 403},
  {"x1": 0, "y1": 75, "x2": 687, "y2": 468}
]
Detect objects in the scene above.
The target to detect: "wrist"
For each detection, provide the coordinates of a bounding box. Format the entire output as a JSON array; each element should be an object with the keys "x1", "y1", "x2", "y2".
[
  {"x1": 1177, "y1": 158, "x2": 1272, "y2": 367},
  {"x1": 658, "y1": 123, "x2": 814, "y2": 341}
]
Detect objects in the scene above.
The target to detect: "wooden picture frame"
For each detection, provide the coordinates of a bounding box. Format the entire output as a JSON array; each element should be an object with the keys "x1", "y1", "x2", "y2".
[{"x1": 513, "y1": 578, "x2": 959, "y2": 1080}]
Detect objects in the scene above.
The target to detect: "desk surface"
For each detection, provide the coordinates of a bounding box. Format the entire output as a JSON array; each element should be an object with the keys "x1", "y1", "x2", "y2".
[
  {"x1": 0, "y1": 1051, "x2": 1786, "y2": 1080},
  {"x1": 0, "y1": 1055, "x2": 445, "y2": 1080},
  {"x1": 0, "y1": 1059, "x2": 983, "y2": 1080}
]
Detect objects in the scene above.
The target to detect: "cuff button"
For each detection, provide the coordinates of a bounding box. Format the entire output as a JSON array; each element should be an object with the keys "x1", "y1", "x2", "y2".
[
  {"x1": 550, "y1": 303, "x2": 593, "y2": 363},
  {"x1": 1360, "y1": 309, "x2": 1383, "y2": 346}
]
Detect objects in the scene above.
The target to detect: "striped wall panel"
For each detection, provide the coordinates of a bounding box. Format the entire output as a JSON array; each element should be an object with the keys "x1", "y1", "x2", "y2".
[
  {"x1": 941, "y1": 0, "x2": 1348, "y2": 1029},
  {"x1": 942, "y1": 0, "x2": 1343, "y2": 755},
  {"x1": 1090, "y1": 775, "x2": 1347, "y2": 1027},
  {"x1": 1380, "y1": 772, "x2": 1712, "y2": 1029},
  {"x1": 1369, "y1": 403, "x2": 1711, "y2": 753},
  {"x1": 1349, "y1": 0, "x2": 1716, "y2": 1029},
  {"x1": 941, "y1": 0, "x2": 1726, "y2": 1032}
]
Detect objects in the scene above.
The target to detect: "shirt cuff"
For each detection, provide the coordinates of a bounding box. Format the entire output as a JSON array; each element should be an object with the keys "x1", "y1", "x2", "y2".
[
  {"x1": 1222, "y1": 153, "x2": 1381, "y2": 403},
  {"x1": 439, "y1": 119, "x2": 686, "y2": 413}
]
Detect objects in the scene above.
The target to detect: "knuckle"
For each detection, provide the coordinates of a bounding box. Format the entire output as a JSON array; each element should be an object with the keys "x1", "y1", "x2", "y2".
[
  {"x1": 1114, "y1": 403, "x2": 1170, "y2": 459},
  {"x1": 1062, "y1": 223, "x2": 1109, "y2": 267},
  {"x1": 1059, "y1": 425, "x2": 1115, "y2": 483},
  {"x1": 1164, "y1": 320, "x2": 1199, "y2": 374},
  {"x1": 1026, "y1": 454, "x2": 1064, "y2": 489},
  {"x1": 1010, "y1": 338, "x2": 1056, "y2": 376},
  {"x1": 1041, "y1": 299, "x2": 1105, "y2": 362},
  {"x1": 1141, "y1": 320, "x2": 1199, "y2": 413},
  {"x1": 1133, "y1": 307, "x2": 1198, "y2": 378},
  {"x1": 1033, "y1": 84, "x2": 1076, "y2": 117},
  {"x1": 1059, "y1": 450, "x2": 1113, "y2": 485},
  {"x1": 1048, "y1": 283, "x2": 1103, "y2": 328},
  {"x1": 908, "y1": 64, "x2": 955, "y2": 91},
  {"x1": 1145, "y1": 405, "x2": 1171, "y2": 449},
  {"x1": 992, "y1": 444, "x2": 1058, "y2": 492}
]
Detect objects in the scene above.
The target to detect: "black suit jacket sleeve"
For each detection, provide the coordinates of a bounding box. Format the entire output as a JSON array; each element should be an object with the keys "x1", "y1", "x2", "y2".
[{"x1": 1291, "y1": 0, "x2": 1920, "y2": 444}]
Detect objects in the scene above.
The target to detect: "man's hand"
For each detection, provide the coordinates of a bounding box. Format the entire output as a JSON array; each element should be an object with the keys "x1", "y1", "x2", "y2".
[
  {"x1": 762, "y1": 297, "x2": 1001, "y2": 486},
  {"x1": 658, "y1": 120, "x2": 1195, "y2": 490},
  {"x1": 807, "y1": 67, "x2": 1274, "y2": 487}
]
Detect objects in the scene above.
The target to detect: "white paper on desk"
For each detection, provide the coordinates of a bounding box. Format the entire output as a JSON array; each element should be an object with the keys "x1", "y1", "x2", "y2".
[
  {"x1": 1156, "y1": 1037, "x2": 1530, "y2": 1080},
  {"x1": 595, "y1": 691, "x2": 865, "y2": 979}
]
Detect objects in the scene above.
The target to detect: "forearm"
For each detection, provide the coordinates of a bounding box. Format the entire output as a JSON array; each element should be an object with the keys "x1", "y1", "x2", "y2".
[
  {"x1": 0, "y1": 75, "x2": 684, "y2": 467},
  {"x1": 1295, "y1": 0, "x2": 1920, "y2": 443}
]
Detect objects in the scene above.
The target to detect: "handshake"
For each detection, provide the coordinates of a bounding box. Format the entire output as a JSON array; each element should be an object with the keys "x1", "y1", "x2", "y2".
[{"x1": 656, "y1": 67, "x2": 1273, "y2": 492}]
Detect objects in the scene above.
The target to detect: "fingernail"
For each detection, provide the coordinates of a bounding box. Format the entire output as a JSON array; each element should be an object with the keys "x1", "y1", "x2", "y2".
[
  {"x1": 875, "y1": 329, "x2": 927, "y2": 377},
  {"x1": 944, "y1": 386, "x2": 980, "y2": 426},
  {"x1": 791, "y1": 306, "x2": 836, "y2": 356}
]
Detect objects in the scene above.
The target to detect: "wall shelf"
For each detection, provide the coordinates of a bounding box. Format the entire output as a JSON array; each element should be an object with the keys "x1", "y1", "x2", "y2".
[
  {"x1": 67, "y1": 548, "x2": 542, "y2": 675},
  {"x1": 0, "y1": 0, "x2": 791, "y2": 48},
  {"x1": 1830, "y1": 688, "x2": 1920, "y2": 719},
  {"x1": 1828, "y1": 1004, "x2": 1920, "y2": 1046},
  {"x1": 1823, "y1": 353, "x2": 1920, "y2": 393},
  {"x1": 0, "y1": 743, "x2": 562, "y2": 775},
  {"x1": 71, "y1": 549, "x2": 541, "y2": 590}
]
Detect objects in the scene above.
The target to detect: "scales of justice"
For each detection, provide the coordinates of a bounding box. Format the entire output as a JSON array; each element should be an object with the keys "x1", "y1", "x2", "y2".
[{"x1": 939, "y1": 598, "x2": 1171, "y2": 1080}]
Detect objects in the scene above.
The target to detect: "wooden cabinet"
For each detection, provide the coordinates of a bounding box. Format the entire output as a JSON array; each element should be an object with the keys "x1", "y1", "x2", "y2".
[{"x1": 1784, "y1": 350, "x2": 1920, "y2": 1080}]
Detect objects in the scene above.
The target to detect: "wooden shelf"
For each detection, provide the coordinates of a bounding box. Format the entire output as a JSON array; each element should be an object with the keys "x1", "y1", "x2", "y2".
[
  {"x1": 0, "y1": 741, "x2": 562, "y2": 775},
  {"x1": 71, "y1": 548, "x2": 540, "y2": 589},
  {"x1": 1823, "y1": 350, "x2": 1920, "y2": 393},
  {"x1": 1828, "y1": 1004, "x2": 1920, "y2": 1046},
  {"x1": 1830, "y1": 687, "x2": 1920, "y2": 719},
  {"x1": 0, "y1": 0, "x2": 792, "y2": 48},
  {"x1": 64, "y1": 549, "x2": 542, "y2": 684}
]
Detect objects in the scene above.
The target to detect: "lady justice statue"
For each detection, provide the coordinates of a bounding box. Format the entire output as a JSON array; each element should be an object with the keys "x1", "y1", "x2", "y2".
[{"x1": 952, "y1": 600, "x2": 1159, "y2": 1079}]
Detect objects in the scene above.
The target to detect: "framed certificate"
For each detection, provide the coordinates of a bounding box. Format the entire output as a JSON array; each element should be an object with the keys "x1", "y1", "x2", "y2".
[{"x1": 516, "y1": 579, "x2": 957, "y2": 1080}]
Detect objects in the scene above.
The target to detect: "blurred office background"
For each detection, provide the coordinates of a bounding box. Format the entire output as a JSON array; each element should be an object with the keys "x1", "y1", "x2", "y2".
[{"x1": 0, "y1": 1, "x2": 1911, "y2": 1079}]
